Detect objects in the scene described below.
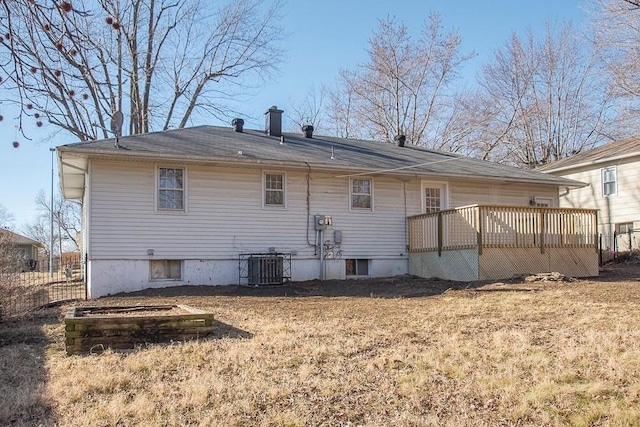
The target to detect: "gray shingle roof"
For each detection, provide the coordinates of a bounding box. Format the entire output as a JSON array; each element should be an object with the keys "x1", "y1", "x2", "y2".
[
  {"x1": 59, "y1": 125, "x2": 581, "y2": 187},
  {"x1": 0, "y1": 228, "x2": 42, "y2": 246},
  {"x1": 537, "y1": 135, "x2": 640, "y2": 173}
]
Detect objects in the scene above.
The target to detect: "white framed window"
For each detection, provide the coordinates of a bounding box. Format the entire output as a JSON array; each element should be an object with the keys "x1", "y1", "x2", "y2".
[
  {"x1": 350, "y1": 178, "x2": 373, "y2": 210},
  {"x1": 421, "y1": 181, "x2": 448, "y2": 213},
  {"x1": 346, "y1": 259, "x2": 369, "y2": 276},
  {"x1": 150, "y1": 260, "x2": 182, "y2": 280},
  {"x1": 263, "y1": 172, "x2": 286, "y2": 208},
  {"x1": 602, "y1": 167, "x2": 617, "y2": 197},
  {"x1": 616, "y1": 222, "x2": 634, "y2": 234},
  {"x1": 157, "y1": 167, "x2": 185, "y2": 211}
]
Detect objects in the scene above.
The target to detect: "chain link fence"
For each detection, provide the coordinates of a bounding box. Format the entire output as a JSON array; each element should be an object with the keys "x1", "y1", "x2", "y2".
[
  {"x1": 1, "y1": 252, "x2": 86, "y2": 319},
  {"x1": 599, "y1": 230, "x2": 640, "y2": 265}
]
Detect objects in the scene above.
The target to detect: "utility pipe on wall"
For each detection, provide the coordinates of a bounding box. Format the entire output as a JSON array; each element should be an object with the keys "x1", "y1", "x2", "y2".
[{"x1": 318, "y1": 229, "x2": 324, "y2": 280}]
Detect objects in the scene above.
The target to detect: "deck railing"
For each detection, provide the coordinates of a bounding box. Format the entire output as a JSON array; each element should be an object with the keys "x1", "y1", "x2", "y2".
[{"x1": 408, "y1": 205, "x2": 598, "y2": 255}]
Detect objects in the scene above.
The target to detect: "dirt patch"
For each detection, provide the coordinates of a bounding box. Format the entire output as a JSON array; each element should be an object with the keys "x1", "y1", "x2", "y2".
[
  {"x1": 76, "y1": 305, "x2": 191, "y2": 317},
  {"x1": 105, "y1": 263, "x2": 640, "y2": 300},
  {"x1": 110, "y1": 275, "x2": 480, "y2": 300}
]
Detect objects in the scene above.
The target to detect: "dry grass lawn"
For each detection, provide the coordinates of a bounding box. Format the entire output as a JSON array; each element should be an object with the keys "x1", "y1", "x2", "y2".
[{"x1": 1, "y1": 265, "x2": 640, "y2": 426}]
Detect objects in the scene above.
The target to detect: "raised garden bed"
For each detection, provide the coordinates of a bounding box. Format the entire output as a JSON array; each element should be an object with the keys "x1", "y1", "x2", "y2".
[{"x1": 64, "y1": 304, "x2": 214, "y2": 355}]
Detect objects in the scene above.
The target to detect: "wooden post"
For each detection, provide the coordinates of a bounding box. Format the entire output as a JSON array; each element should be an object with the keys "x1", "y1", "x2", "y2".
[
  {"x1": 437, "y1": 211, "x2": 443, "y2": 257},
  {"x1": 539, "y1": 209, "x2": 546, "y2": 254},
  {"x1": 476, "y1": 205, "x2": 483, "y2": 255}
]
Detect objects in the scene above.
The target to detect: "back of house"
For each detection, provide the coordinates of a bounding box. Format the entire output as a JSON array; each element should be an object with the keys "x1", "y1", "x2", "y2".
[{"x1": 59, "y1": 107, "x2": 591, "y2": 297}]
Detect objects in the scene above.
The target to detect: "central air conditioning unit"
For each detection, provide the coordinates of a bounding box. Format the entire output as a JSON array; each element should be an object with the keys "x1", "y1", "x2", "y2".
[
  {"x1": 314, "y1": 214, "x2": 333, "y2": 230},
  {"x1": 248, "y1": 255, "x2": 284, "y2": 286}
]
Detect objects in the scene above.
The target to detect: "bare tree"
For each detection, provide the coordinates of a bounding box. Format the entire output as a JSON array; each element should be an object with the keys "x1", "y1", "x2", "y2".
[
  {"x1": 287, "y1": 85, "x2": 327, "y2": 134},
  {"x1": 0, "y1": 204, "x2": 14, "y2": 229},
  {"x1": 0, "y1": 0, "x2": 284, "y2": 141},
  {"x1": 622, "y1": 0, "x2": 640, "y2": 8},
  {"x1": 24, "y1": 190, "x2": 80, "y2": 255},
  {"x1": 326, "y1": 14, "x2": 473, "y2": 146},
  {"x1": 590, "y1": 0, "x2": 640, "y2": 124},
  {"x1": 470, "y1": 22, "x2": 616, "y2": 168},
  {"x1": 326, "y1": 79, "x2": 357, "y2": 139}
]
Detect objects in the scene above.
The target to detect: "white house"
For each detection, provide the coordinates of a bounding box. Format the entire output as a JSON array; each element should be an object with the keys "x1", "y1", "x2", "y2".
[
  {"x1": 538, "y1": 136, "x2": 640, "y2": 254},
  {"x1": 59, "y1": 107, "x2": 594, "y2": 298}
]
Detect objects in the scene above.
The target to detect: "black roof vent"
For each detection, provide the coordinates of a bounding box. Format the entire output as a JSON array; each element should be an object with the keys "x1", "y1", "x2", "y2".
[
  {"x1": 394, "y1": 134, "x2": 406, "y2": 147},
  {"x1": 232, "y1": 118, "x2": 244, "y2": 133},
  {"x1": 302, "y1": 124, "x2": 314, "y2": 138}
]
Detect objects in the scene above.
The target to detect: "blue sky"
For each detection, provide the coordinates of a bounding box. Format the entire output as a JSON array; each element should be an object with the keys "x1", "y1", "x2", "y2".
[{"x1": 0, "y1": 0, "x2": 586, "y2": 231}]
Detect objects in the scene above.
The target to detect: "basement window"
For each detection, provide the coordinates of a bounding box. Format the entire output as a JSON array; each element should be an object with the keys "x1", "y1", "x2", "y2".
[
  {"x1": 616, "y1": 222, "x2": 634, "y2": 234},
  {"x1": 150, "y1": 260, "x2": 182, "y2": 281},
  {"x1": 346, "y1": 259, "x2": 369, "y2": 276}
]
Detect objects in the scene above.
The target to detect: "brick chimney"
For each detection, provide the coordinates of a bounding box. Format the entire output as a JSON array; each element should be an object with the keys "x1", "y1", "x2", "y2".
[{"x1": 264, "y1": 105, "x2": 283, "y2": 137}]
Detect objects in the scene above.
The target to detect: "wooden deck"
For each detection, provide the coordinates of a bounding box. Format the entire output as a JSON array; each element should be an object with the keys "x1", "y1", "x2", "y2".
[{"x1": 408, "y1": 205, "x2": 599, "y2": 280}]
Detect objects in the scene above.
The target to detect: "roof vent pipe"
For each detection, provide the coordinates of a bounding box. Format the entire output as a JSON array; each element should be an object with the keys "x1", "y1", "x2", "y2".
[
  {"x1": 232, "y1": 118, "x2": 244, "y2": 132},
  {"x1": 264, "y1": 105, "x2": 283, "y2": 137},
  {"x1": 394, "y1": 134, "x2": 406, "y2": 147},
  {"x1": 302, "y1": 124, "x2": 314, "y2": 138}
]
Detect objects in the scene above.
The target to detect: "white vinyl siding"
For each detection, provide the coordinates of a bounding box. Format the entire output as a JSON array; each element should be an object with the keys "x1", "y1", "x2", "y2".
[
  {"x1": 444, "y1": 181, "x2": 558, "y2": 209},
  {"x1": 87, "y1": 160, "x2": 563, "y2": 263},
  {"x1": 549, "y1": 156, "x2": 640, "y2": 236},
  {"x1": 89, "y1": 163, "x2": 407, "y2": 260}
]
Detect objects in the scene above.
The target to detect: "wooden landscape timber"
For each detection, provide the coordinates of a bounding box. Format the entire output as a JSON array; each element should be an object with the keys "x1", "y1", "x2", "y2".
[{"x1": 64, "y1": 304, "x2": 214, "y2": 355}]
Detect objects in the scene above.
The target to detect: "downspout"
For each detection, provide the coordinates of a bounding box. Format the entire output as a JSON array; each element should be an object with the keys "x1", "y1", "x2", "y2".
[
  {"x1": 305, "y1": 162, "x2": 316, "y2": 251},
  {"x1": 559, "y1": 186, "x2": 571, "y2": 197}
]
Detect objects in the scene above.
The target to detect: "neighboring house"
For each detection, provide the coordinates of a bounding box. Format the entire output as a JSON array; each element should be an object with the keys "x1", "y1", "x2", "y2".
[
  {"x1": 0, "y1": 228, "x2": 42, "y2": 270},
  {"x1": 537, "y1": 136, "x2": 640, "y2": 253},
  {"x1": 58, "y1": 107, "x2": 593, "y2": 298}
]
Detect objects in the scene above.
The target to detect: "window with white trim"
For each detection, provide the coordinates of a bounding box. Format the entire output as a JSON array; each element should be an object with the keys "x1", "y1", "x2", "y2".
[
  {"x1": 350, "y1": 178, "x2": 372, "y2": 210},
  {"x1": 421, "y1": 182, "x2": 448, "y2": 213},
  {"x1": 150, "y1": 260, "x2": 182, "y2": 280},
  {"x1": 264, "y1": 172, "x2": 285, "y2": 207},
  {"x1": 158, "y1": 167, "x2": 185, "y2": 211},
  {"x1": 602, "y1": 167, "x2": 617, "y2": 197}
]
